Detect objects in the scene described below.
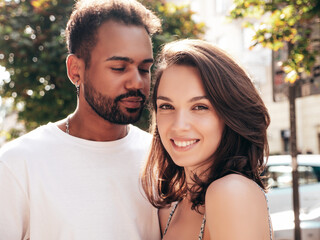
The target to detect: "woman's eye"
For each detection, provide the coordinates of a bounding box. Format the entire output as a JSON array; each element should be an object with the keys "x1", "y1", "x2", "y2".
[
  {"x1": 158, "y1": 104, "x2": 173, "y2": 110},
  {"x1": 194, "y1": 105, "x2": 209, "y2": 110}
]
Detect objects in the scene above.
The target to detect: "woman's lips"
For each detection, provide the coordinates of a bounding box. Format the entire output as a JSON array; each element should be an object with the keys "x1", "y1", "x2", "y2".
[{"x1": 170, "y1": 139, "x2": 199, "y2": 151}]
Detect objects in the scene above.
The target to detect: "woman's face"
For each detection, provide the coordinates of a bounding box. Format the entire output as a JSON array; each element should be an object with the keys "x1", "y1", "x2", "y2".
[{"x1": 156, "y1": 64, "x2": 225, "y2": 173}]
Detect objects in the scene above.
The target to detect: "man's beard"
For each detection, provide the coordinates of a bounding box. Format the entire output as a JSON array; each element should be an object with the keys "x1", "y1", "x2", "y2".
[{"x1": 83, "y1": 77, "x2": 146, "y2": 125}]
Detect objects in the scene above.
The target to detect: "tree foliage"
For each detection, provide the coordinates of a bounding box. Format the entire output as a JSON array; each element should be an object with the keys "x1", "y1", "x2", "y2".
[
  {"x1": 228, "y1": 0, "x2": 320, "y2": 83},
  {"x1": 0, "y1": 0, "x2": 205, "y2": 132},
  {"x1": 141, "y1": 0, "x2": 205, "y2": 54}
]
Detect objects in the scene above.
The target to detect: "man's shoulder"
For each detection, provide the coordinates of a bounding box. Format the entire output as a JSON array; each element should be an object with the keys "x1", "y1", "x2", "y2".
[
  {"x1": 130, "y1": 125, "x2": 152, "y2": 141},
  {"x1": 124, "y1": 125, "x2": 152, "y2": 154},
  {"x1": 0, "y1": 123, "x2": 54, "y2": 160}
]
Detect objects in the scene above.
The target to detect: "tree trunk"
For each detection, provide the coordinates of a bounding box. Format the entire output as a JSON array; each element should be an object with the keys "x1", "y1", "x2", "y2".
[{"x1": 289, "y1": 83, "x2": 301, "y2": 240}]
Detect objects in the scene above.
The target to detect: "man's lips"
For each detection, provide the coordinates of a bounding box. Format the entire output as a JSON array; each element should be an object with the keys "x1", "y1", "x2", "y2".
[{"x1": 119, "y1": 97, "x2": 144, "y2": 108}]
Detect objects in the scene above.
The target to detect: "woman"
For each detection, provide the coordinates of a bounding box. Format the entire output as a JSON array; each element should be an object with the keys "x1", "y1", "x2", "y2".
[{"x1": 141, "y1": 39, "x2": 273, "y2": 240}]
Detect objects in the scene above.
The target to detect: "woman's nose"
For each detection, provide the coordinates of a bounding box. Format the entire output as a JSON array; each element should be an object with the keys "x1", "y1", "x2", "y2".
[{"x1": 171, "y1": 110, "x2": 191, "y2": 132}]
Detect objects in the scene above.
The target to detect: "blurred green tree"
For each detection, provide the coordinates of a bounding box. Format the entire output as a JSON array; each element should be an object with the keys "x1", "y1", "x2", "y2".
[
  {"x1": 228, "y1": 0, "x2": 319, "y2": 83},
  {"x1": 229, "y1": 2, "x2": 319, "y2": 240},
  {"x1": 0, "y1": 0, "x2": 205, "y2": 133}
]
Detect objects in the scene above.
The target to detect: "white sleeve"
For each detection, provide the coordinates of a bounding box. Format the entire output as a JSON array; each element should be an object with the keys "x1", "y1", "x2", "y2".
[{"x1": 0, "y1": 161, "x2": 29, "y2": 240}]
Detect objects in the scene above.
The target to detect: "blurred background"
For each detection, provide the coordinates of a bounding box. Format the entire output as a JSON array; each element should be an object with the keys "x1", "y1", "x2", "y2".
[
  {"x1": 0, "y1": 0, "x2": 319, "y2": 239},
  {"x1": 0, "y1": 0, "x2": 319, "y2": 155}
]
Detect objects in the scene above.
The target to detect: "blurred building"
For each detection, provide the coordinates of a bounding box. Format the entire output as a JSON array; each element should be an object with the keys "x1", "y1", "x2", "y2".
[{"x1": 170, "y1": 0, "x2": 320, "y2": 154}]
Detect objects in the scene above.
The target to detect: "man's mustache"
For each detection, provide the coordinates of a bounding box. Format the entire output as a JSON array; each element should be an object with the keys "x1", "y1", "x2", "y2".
[{"x1": 114, "y1": 90, "x2": 146, "y2": 103}]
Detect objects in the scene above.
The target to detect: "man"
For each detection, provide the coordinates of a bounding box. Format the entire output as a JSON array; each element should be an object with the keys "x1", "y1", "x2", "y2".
[{"x1": 0, "y1": 0, "x2": 161, "y2": 239}]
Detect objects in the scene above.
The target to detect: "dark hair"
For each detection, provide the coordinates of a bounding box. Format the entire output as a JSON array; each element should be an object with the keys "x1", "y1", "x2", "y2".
[
  {"x1": 65, "y1": 0, "x2": 161, "y2": 67},
  {"x1": 141, "y1": 39, "x2": 270, "y2": 211}
]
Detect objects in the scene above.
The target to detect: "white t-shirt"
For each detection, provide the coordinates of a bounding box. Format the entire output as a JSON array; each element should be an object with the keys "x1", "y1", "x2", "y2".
[{"x1": 0, "y1": 123, "x2": 160, "y2": 240}]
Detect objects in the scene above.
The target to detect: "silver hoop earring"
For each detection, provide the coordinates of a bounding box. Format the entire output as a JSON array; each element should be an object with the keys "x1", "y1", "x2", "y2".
[
  {"x1": 75, "y1": 80, "x2": 80, "y2": 97},
  {"x1": 76, "y1": 85, "x2": 80, "y2": 97}
]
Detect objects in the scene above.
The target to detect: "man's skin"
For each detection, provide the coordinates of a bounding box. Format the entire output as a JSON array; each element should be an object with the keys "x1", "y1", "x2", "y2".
[{"x1": 57, "y1": 20, "x2": 153, "y2": 140}]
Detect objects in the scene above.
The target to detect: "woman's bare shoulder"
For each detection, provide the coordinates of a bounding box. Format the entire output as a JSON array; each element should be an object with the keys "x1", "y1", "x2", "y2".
[
  {"x1": 205, "y1": 174, "x2": 265, "y2": 210},
  {"x1": 206, "y1": 174, "x2": 262, "y2": 198},
  {"x1": 205, "y1": 174, "x2": 269, "y2": 240}
]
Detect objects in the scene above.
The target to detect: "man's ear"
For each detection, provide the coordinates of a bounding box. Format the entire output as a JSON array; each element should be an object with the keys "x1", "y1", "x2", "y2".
[{"x1": 66, "y1": 54, "x2": 84, "y2": 86}]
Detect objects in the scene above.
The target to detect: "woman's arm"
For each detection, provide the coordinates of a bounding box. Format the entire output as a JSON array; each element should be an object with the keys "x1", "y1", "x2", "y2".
[{"x1": 205, "y1": 174, "x2": 271, "y2": 240}]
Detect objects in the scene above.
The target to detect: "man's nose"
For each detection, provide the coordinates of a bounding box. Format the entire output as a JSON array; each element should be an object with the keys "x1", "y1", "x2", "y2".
[{"x1": 125, "y1": 69, "x2": 145, "y2": 90}]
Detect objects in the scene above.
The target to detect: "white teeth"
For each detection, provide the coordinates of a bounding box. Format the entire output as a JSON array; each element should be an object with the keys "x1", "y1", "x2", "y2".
[{"x1": 173, "y1": 140, "x2": 197, "y2": 147}]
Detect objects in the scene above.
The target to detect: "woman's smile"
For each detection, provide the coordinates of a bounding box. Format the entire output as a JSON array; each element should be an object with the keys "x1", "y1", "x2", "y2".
[{"x1": 171, "y1": 138, "x2": 200, "y2": 150}]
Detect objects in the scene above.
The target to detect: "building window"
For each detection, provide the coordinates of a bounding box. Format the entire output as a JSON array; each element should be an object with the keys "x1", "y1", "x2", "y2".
[
  {"x1": 318, "y1": 133, "x2": 320, "y2": 153},
  {"x1": 215, "y1": 0, "x2": 231, "y2": 14},
  {"x1": 281, "y1": 129, "x2": 290, "y2": 154}
]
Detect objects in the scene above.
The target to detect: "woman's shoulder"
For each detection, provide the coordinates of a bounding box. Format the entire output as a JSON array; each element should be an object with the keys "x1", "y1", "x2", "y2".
[
  {"x1": 205, "y1": 173, "x2": 267, "y2": 221},
  {"x1": 205, "y1": 174, "x2": 263, "y2": 200},
  {"x1": 204, "y1": 174, "x2": 270, "y2": 240}
]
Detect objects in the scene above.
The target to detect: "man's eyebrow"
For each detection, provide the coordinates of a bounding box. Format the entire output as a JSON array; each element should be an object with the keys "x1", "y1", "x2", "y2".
[
  {"x1": 106, "y1": 56, "x2": 154, "y2": 64},
  {"x1": 106, "y1": 56, "x2": 134, "y2": 63},
  {"x1": 142, "y1": 58, "x2": 154, "y2": 64}
]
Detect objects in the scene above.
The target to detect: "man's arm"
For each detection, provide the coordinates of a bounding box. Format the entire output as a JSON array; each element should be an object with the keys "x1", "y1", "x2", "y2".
[{"x1": 0, "y1": 161, "x2": 29, "y2": 240}]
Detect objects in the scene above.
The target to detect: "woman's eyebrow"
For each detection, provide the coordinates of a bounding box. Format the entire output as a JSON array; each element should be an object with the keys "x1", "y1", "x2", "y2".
[
  {"x1": 157, "y1": 96, "x2": 208, "y2": 102},
  {"x1": 157, "y1": 96, "x2": 172, "y2": 102},
  {"x1": 188, "y1": 96, "x2": 208, "y2": 102}
]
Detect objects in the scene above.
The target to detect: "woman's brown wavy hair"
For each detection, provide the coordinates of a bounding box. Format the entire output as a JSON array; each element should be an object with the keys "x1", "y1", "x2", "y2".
[{"x1": 141, "y1": 39, "x2": 270, "y2": 211}]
